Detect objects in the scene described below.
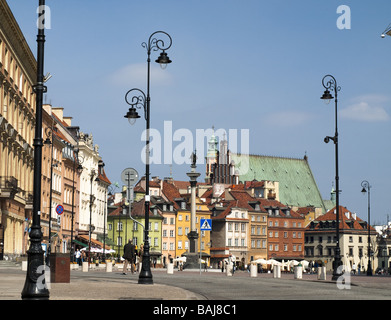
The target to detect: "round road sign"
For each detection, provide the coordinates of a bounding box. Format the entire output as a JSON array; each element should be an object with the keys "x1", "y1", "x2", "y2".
[
  {"x1": 121, "y1": 168, "x2": 139, "y2": 186},
  {"x1": 56, "y1": 204, "x2": 64, "y2": 215}
]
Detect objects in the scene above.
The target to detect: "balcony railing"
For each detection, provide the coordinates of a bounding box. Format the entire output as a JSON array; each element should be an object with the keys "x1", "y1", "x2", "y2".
[{"x1": 0, "y1": 176, "x2": 18, "y2": 199}]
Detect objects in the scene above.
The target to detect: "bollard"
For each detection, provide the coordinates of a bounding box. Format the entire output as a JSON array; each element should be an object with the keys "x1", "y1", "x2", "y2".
[
  {"x1": 106, "y1": 261, "x2": 112, "y2": 272},
  {"x1": 22, "y1": 260, "x2": 27, "y2": 271},
  {"x1": 294, "y1": 265, "x2": 302, "y2": 279},
  {"x1": 250, "y1": 263, "x2": 257, "y2": 278},
  {"x1": 167, "y1": 263, "x2": 174, "y2": 274},
  {"x1": 82, "y1": 261, "x2": 88, "y2": 272},
  {"x1": 273, "y1": 265, "x2": 281, "y2": 278},
  {"x1": 317, "y1": 266, "x2": 326, "y2": 280},
  {"x1": 226, "y1": 264, "x2": 233, "y2": 276}
]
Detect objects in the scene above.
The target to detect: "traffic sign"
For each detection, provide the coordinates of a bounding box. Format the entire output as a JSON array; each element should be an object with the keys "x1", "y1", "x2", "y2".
[
  {"x1": 56, "y1": 204, "x2": 64, "y2": 215},
  {"x1": 200, "y1": 218, "x2": 212, "y2": 231},
  {"x1": 121, "y1": 168, "x2": 139, "y2": 186}
]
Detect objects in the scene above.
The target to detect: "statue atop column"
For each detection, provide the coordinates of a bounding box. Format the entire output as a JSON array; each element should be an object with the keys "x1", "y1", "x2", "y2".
[{"x1": 184, "y1": 150, "x2": 201, "y2": 269}]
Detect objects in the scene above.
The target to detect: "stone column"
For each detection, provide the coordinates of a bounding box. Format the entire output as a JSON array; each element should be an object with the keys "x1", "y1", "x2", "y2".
[{"x1": 184, "y1": 152, "x2": 200, "y2": 269}]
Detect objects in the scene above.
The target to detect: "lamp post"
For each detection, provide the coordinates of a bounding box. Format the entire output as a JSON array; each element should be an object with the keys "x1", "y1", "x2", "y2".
[
  {"x1": 21, "y1": 0, "x2": 49, "y2": 299},
  {"x1": 43, "y1": 125, "x2": 58, "y2": 266},
  {"x1": 124, "y1": 31, "x2": 172, "y2": 284},
  {"x1": 320, "y1": 74, "x2": 342, "y2": 281},
  {"x1": 70, "y1": 148, "x2": 83, "y2": 262},
  {"x1": 88, "y1": 169, "x2": 99, "y2": 265},
  {"x1": 361, "y1": 180, "x2": 373, "y2": 276}
]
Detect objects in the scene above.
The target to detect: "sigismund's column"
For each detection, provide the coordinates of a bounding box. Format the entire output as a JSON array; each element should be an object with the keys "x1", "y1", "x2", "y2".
[{"x1": 184, "y1": 152, "x2": 200, "y2": 269}]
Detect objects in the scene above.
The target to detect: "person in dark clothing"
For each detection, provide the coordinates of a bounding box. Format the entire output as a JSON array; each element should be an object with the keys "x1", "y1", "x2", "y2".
[{"x1": 122, "y1": 239, "x2": 135, "y2": 274}]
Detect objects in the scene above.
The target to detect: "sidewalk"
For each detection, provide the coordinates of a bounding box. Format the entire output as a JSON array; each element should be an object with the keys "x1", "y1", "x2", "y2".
[{"x1": 0, "y1": 262, "x2": 205, "y2": 300}]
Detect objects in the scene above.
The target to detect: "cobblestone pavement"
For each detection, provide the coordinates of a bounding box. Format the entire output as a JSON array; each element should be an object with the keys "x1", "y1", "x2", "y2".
[{"x1": 1, "y1": 261, "x2": 391, "y2": 301}]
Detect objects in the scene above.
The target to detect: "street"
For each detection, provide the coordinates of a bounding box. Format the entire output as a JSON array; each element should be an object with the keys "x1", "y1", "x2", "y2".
[
  {"x1": 1, "y1": 260, "x2": 391, "y2": 302},
  {"x1": 150, "y1": 269, "x2": 391, "y2": 300}
]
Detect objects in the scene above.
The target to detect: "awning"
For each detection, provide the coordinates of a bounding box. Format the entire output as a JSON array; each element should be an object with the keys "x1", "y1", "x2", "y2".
[
  {"x1": 72, "y1": 239, "x2": 88, "y2": 248},
  {"x1": 76, "y1": 235, "x2": 111, "y2": 250}
]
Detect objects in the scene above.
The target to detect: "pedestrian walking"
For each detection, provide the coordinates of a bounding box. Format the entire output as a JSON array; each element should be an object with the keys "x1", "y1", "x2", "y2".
[
  {"x1": 137, "y1": 244, "x2": 144, "y2": 272},
  {"x1": 81, "y1": 250, "x2": 86, "y2": 263},
  {"x1": 122, "y1": 239, "x2": 135, "y2": 275},
  {"x1": 352, "y1": 263, "x2": 357, "y2": 275},
  {"x1": 75, "y1": 249, "x2": 81, "y2": 266}
]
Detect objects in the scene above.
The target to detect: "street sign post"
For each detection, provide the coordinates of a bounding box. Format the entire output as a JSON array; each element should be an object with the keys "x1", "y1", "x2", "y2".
[
  {"x1": 199, "y1": 219, "x2": 212, "y2": 274},
  {"x1": 55, "y1": 204, "x2": 64, "y2": 215},
  {"x1": 200, "y1": 219, "x2": 212, "y2": 231},
  {"x1": 121, "y1": 168, "x2": 139, "y2": 204}
]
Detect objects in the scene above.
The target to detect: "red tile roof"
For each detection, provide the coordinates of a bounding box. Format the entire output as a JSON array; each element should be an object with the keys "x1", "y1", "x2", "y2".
[{"x1": 309, "y1": 206, "x2": 375, "y2": 231}]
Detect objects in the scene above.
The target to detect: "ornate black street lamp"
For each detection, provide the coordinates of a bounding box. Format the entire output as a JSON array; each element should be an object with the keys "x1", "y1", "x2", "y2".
[
  {"x1": 21, "y1": 0, "x2": 49, "y2": 299},
  {"x1": 43, "y1": 125, "x2": 58, "y2": 266},
  {"x1": 70, "y1": 148, "x2": 83, "y2": 262},
  {"x1": 320, "y1": 74, "x2": 342, "y2": 281},
  {"x1": 124, "y1": 31, "x2": 172, "y2": 284},
  {"x1": 88, "y1": 169, "x2": 99, "y2": 265},
  {"x1": 361, "y1": 180, "x2": 373, "y2": 276}
]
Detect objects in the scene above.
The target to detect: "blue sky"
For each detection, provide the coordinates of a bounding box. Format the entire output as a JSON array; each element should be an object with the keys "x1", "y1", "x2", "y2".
[{"x1": 7, "y1": 0, "x2": 391, "y2": 224}]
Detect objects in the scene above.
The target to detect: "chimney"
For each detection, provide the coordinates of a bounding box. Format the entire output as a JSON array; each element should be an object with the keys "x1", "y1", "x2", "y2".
[
  {"x1": 63, "y1": 116, "x2": 73, "y2": 126},
  {"x1": 52, "y1": 107, "x2": 64, "y2": 121}
]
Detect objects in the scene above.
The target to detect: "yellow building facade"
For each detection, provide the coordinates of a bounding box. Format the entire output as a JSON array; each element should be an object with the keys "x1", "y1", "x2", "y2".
[
  {"x1": 175, "y1": 196, "x2": 211, "y2": 264},
  {"x1": 0, "y1": 0, "x2": 37, "y2": 260}
]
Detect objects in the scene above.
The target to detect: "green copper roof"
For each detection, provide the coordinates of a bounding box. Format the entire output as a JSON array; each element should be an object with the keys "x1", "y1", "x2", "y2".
[{"x1": 230, "y1": 153, "x2": 326, "y2": 212}]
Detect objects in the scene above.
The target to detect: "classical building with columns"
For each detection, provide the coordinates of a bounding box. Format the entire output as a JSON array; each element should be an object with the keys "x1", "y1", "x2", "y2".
[{"x1": 0, "y1": 0, "x2": 36, "y2": 260}]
